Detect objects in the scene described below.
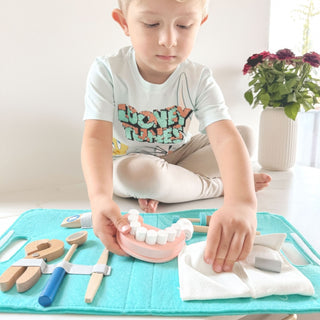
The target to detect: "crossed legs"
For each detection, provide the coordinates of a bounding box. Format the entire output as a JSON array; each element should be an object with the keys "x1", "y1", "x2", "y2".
[{"x1": 113, "y1": 126, "x2": 271, "y2": 212}]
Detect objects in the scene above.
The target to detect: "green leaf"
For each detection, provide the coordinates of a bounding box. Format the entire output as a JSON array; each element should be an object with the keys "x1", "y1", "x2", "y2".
[
  {"x1": 305, "y1": 81, "x2": 320, "y2": 95},
  {"x1": 244, "y1": 90, "x2": 254, "y2": 105},
  {"x1": 249, "y1": 78, "x2": 258, "y2": 86},
  {"x1": 287, "y1": 92, "x2": 297, "y2": 103},
  {"x1": 286, "y1": 78, "x2": 299, "y2": 89},
  {"x1": 259, "y1": 92, "x2": 270, "y2": 107},
  {"x1": 302, "y1": 100, "x2": 314, "y2": 112},
  {"x1": 284, "y1": 103, "x2": 300, "y2": 120},
  {"x1": 278, "y1": 84, "x2": 290, "y2": 95}
]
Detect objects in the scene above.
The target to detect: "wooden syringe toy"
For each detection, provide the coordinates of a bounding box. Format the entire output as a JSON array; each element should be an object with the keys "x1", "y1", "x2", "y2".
[{"x1": 116, "y1": 211, "x2": 194, "y2": 263}]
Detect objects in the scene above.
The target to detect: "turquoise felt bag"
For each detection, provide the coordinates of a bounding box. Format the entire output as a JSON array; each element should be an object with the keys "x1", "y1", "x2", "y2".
[{"x1": 0, "y1": 209, "x2": 319, "y2": 316}]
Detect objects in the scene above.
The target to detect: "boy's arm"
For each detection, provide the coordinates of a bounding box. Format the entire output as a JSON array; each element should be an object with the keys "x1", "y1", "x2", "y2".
[
  {"x1": 204, "y1": 119, "x2": 257, "y2": 272},
  {"x1": 81, "y1": 119, "x2": 130, "y2": 255}
]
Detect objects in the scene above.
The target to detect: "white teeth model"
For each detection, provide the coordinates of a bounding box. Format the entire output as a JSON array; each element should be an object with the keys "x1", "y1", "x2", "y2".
[
  {"x1": 128, "y1": 213, "x2": 139, "y2": 223},
  {"x1": 130, "y1": 221, "x2": 141, "y2": 235},
  {"x1": 157, "y1": 230, "x2": 168, "y2": 245},
  {"x1": 165, "y1": 227, "x2": 177, "y2": 242},
  {"x1": 145, "y1": 229, "x2": 157, "y2": 245},
  {"x1": 128, "y1": 209, "x2": 140, "y2": 215},
  {"x1": 129, "y1": 215, "x2": 192, "y2": 246},
  {"x1": 135, "y1": 226, "x2": 147, "y2": 241},
  {"x1": 176, "y1": 218, "x2": 193, "y2": 240},
  {"x1": 171, "y1": 223, "x2": 182, "y2": 237}
]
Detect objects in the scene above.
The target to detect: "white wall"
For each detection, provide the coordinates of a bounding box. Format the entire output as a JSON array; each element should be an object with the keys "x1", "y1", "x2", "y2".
[{"x1": 0, "y1": 0, "x2": 270, "y2": 193}]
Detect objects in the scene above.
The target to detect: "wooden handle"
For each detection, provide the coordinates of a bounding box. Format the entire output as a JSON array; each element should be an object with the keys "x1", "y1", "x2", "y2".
[
  {"x1": 85, "y1": 248, "x2": 109, "y2": 303},
  {"x1": 281, "y1": 315, "x2": 297, "y2": 320},
  {"x1": 193, "y1": 225, "x2": 209, "y2": 233},
  {"x1": 0, "y1": 266, "x2": 26, "y2": 292},
  {"x1": 16, "y1": 266, "x2": 41, "y2": 293},
  {"x1": 64, "y1": 244, "x2": 78, "y2": 262}
]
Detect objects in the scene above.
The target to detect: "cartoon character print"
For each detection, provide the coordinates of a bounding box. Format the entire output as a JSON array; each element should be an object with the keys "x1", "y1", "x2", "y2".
[{"x1": 112, "y1": 138, "x2": 128, "y2": 156}]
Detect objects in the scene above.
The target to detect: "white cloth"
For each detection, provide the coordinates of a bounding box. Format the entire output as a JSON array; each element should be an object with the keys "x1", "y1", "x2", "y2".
[
  {"x1": 84, "y1": 46, "x2": 231, "y2": 157},
  {"x1": 178, "y1": 234, "x2": 315, "y2": 301}
]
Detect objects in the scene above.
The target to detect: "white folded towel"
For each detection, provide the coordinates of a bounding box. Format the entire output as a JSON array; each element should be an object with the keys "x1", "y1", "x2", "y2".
[{"x1": 178, "y1": 234, "x2": 314, "y2": 301}]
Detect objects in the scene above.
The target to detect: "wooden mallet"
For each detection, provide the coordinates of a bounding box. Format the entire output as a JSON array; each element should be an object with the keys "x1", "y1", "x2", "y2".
[{"x1": 38, "y1": 231, "x2": 88, "y2": 307}]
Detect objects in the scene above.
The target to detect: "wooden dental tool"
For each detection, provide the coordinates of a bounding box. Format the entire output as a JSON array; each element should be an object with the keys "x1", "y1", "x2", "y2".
[
  {"x1": 61, "y1": 209, "x2": 140, "y2": 229},
  {"x1": 85, "y1": 248, "x2": 109, "y2": 303},
  {"x1": 60, "y1": 212, "x2": 92, "y2": 228},
  {"x1": 0, "y1": 239, "x2": 64, "y2": 292},
  {"x1": 173, "y1": 212, "x2": 211, "y2": 227},
  {"x1": 38, "y1": 231, "x2": 88, "y2": 307}
]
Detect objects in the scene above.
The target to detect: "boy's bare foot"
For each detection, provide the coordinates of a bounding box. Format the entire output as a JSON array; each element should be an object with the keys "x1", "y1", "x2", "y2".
[
  {"x1": 254, "y1": 173, "x2": 271, "y2": 191},
  {"x1": 138, "y1": 199, "x2": 159, "y2": 213}
]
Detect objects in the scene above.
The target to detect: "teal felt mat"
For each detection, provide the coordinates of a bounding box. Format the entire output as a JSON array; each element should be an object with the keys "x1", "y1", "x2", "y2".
[{"x1": 0, "y1": 209, "x2": 320, "y2": 316}]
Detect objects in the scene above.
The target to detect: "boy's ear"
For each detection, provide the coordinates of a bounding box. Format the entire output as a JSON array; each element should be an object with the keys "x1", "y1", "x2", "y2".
[
  {"x1": 112, "y1": 9, "x2": 130, "y2": 36},
  {"x1": 201, "y1": 14, "x2": 208, "y2": 25}
]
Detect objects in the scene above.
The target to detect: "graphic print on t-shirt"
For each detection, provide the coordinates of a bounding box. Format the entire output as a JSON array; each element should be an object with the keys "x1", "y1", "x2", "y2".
[
  {"x1": 112, "y1": 72, "x2": 194, "y2": 156},
  {"x1": 117, "y1": 104, "x2": 193, "y2": 144}
]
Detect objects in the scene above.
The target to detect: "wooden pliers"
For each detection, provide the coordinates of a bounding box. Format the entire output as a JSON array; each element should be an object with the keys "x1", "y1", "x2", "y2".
[{"x1": 0, "y1": 239, "x2": 64, "y2": 292}]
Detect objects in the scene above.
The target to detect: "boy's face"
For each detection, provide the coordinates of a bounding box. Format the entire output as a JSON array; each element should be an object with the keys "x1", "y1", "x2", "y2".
[{"x1": 115, "y1": 0, "x2": 206, "y2": 84}]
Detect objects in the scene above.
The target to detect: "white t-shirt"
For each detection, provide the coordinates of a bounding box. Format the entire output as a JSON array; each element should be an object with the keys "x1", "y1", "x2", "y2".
[{"x1": 84, "y1": 46, "x2": 231, "y2": 157}]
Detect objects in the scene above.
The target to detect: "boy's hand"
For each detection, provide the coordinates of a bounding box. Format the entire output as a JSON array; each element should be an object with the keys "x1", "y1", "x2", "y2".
[
  {"x1": 204, "y1": 204, "x2": 257, "y2": 272},
  {"x1": 90, "y1": 196, "x2": 131, "y2": 256}
]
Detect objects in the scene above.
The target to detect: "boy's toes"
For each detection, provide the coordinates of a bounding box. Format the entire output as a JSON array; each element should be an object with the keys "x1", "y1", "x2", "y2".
[
  {"x1": 147, "y1": 200, "x2": 159, "y2": 213},
  {"x1": 138, "y1": 199, "x2": 149, "y2": 211},
  {"x1": 254, "y1": 173, "x2": 271, "y2": 191},
  {"x1": 254, "y1": 173, "x2": 271, "y2": 183},
  {"x1": 138, "y1": 199, "x2": 159, "y2": 213}
]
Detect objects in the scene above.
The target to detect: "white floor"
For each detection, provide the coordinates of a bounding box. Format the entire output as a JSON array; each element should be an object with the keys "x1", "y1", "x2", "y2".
[{"x1": 0, "y1": 164, "x2": 319, "y2": 320}]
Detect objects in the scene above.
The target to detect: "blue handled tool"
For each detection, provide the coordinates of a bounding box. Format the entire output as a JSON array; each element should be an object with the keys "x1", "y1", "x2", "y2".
[{"x1": 38, "y1": 231, "x2": 88, "y2": 307}]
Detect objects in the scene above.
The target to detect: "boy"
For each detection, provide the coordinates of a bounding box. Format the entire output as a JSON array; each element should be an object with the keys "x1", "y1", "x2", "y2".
[{"x1": 82, "y1": 0, "x2": 271, "y2": 273}]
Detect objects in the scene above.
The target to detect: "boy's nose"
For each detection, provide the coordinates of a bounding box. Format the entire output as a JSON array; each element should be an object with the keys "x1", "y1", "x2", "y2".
[{"x1": 158, "y1": 27, "x2": 177, "y2": 48}]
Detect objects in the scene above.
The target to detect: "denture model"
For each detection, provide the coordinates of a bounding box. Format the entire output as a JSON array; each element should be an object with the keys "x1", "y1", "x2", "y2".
[{"x1": 116, "y1": 210, "x2": 194, "y2": 263}]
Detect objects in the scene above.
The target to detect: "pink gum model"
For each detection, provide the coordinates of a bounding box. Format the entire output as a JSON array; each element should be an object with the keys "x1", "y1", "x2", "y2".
[{"x1": 116, "y1": 214, "x2": 192, "y2": 263}]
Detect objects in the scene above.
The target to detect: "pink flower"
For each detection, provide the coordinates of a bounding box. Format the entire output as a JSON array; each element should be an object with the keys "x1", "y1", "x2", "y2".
[
  {"x1": 242, "y1": 63, "x2": 251, "y2": 75},
  {"x1": 246, "y1": 53, "x2": 265, "y2": 68},
  {"x1": 276, "y1": 48, "x2": 295, "y2": 60},
  {"x1": 260, "y1": 51, "x2": 272, "y2": 59},
  {"x1": 303, "y1": 52, "x2": 320, "y2": 68}
]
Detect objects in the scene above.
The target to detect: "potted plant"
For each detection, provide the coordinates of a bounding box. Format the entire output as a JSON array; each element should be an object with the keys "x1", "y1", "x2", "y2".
[
  {"x1": 243, "y1": 49, "x2": 320, "y2": 170},
  {"x1": 243, "y1": 48, "x2": 320, "y2": 120}
]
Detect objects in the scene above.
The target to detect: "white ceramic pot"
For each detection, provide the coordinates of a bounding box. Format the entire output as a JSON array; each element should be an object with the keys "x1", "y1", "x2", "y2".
[{"x1": 258, "y1": 107, "x2": 298, "y2": 170}]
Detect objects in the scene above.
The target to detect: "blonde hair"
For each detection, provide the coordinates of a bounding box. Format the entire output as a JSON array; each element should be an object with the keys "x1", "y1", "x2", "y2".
[{"x1": 117, "y1": 0, "x2": 208, "y2": 17}]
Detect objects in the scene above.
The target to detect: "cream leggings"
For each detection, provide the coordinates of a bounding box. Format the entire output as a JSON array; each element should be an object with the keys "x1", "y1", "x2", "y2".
[{"x1": 113, "y1": 126, "x2": 254, "y2": 203}]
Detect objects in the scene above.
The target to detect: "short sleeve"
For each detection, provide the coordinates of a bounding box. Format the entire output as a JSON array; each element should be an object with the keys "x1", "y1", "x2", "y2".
[
  {"x1": 83, "y1": 58, "x2": 115, "y2": 122},
  {"x1": 194, "y1": 68, "x2": 231, "y2": 133}
]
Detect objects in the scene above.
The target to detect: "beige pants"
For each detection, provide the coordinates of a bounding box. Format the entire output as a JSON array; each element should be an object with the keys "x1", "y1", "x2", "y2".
[{"x1": 113, "y1": 126, "x2": 254, "y2": 203}]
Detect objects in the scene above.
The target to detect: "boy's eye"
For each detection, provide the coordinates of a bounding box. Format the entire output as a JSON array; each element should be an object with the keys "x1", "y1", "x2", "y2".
[
  {"x1": 177, "y1": 24, "x2": 193, "y2": 29},
  {"x1": 143, "y1": 23, "x2": 159, "y2": 28}
]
